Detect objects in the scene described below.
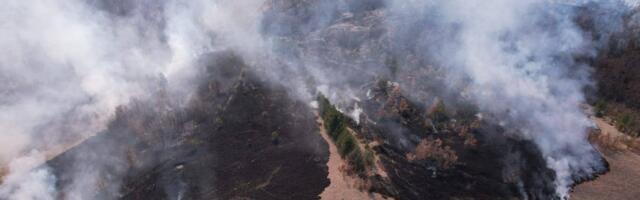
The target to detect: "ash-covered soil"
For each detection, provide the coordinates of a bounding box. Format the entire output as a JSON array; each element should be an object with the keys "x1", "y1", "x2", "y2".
[
  {"x1": 39, "y1": 1, "x2": 628, "y2": 200},
  {"x1": 46, "y1": 52, "x2": 329, "y2": 200},
  {"x1": 43, "y1": 51, "x2": 575, "y2": 200},
  {"x1": 339, "y1": 81, "x2": 562, "y2": 200}
]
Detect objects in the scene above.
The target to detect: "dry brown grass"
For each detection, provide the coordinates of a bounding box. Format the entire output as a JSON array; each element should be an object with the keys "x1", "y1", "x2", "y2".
[
  {"x1": 406, "y1": 138, "x2": 458, "y2": 169},
  {"x1": 588, "y1": 117, "x2": 640, "y2": 152}
]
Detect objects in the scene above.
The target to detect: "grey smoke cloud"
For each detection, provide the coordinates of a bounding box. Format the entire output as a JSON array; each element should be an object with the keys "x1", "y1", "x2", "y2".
[
  {"x1": 432, "y1": 1, "x2": 597, "y2": 196},
  {"x1": 0, "y1": 0, "x2": 168, "y2": 198},
  {"x1": 0, "y1": 0, "x2": 636, "y2": 199},
  {"x1": 0, "y1": 0, "x2": 262, "y2": 199},
  {"x1": 386, "y1": 0, "x2": 635, "y2": 198},
  {"x1": 264, "y1": 0, "x2": 636, "y2": 198},
  {"x1": 0, "y1": 151, "x2": 57, "y2": 200}
]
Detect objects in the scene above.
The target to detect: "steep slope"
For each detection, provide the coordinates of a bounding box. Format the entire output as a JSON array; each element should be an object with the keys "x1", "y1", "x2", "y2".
[
  {"x1": 43, "y1": 51, "x2": 571, "y2": 199},
  {"x1": 46, "y1": 52, "x2": 330, "y2": 200},
  {"x1": 316, "y1": 81, "x2": 561, "y2": 199},
  {"x1": 33, "y1": 1, "x2": 626, "y2": 200}
]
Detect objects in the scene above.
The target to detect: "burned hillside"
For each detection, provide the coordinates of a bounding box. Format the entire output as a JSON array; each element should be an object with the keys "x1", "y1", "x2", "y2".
[
  {"x1": 41, "y1": 51, "x2": 572, "y2": 199},
  {"x1": 3, "y1": 1, "x2": 639, "y2": 200},
  {"x1": 317, "y1": 80, "x2": 567, "y2": 199},
  {"x1": 46, "y1": 52, "x2": 330, "y2": 200}
]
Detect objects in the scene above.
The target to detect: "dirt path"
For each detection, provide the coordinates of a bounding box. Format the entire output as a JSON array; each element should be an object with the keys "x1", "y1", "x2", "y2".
[
  {"x1": 592, "y1": 117, "x2": 636, "y2": 150},
  {"x1": 571, "y1": 117, "x2": 640, "y2": 200},
  {"x1": 316, "y1": 114, "x2": 386, "y2": 200},
  {"x1": 572, "y1": 151, "x2": 640, "y2": 200}
]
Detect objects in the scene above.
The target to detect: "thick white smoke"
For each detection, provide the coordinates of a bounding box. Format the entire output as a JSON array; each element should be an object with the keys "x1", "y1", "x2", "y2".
[
  {"x1": 0, "y1": 151, "x2": 56, "y2": 200},
  {"x1": 440, "y1": 1, "x2": 596, "y2": 197},
  {"x1": 0, "y1": 0, "x2": 265, "y2": 199},
  {"x1": 0, "y1": 0, "x2": 169, "y2": 198},
  {"x1": 0, "y1": 0, "x2": 635, "y2": 199},
  {"x1": 389, "y1": 0, "x2": 637, "y2": 198}
]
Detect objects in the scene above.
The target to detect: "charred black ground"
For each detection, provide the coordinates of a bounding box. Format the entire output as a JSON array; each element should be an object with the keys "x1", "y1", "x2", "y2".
[
  {"x1": 36, "y1": 1, "x2": 639, "y2": 200},
  {"x1": 44, "y1": 51, "x2": 579, "y2": 199},
  {"x1": 47, "y1": 52, "x2": 329, "y2": 200}
]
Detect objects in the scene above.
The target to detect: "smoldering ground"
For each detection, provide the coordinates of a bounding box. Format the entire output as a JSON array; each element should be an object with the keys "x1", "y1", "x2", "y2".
[
  {"x1": 263, "y1": 0, "x2": 636, "y2": 198},
  {"x1": 0, "y1": 0, "x2": 262, "y2": 199},
  {"x1": 0, "y1": 0, "x2": 637, "y2": 199}
]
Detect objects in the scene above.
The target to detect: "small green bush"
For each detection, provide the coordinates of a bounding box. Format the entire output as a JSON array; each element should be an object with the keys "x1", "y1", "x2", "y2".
[
  {"x1": 428, "y1": 100, "x2": 449, "y2": 124},
  {"x1": 271, "y1": 131, "x2": 280, "y2": 145},
  {"x1": 364, "y1": 148, "x2": 375, "y2": 167},
  {"x1": 327, "y1": 114, "x2": 345, "y2": 139},
  {"x1": 594, "y1": 100, "x2": 607, "y2": 118},
  {"x1": 347, "y1": 150, "x2": 365, "y2": 172},
  {"x1": 317, "y1": 94, "x2": 371, "y2": 174},
  {"x1": 336, "y1": 130, "x2": 356, "y2": 157},
  {"x1": 616, "y1": 114, "x2": 638, "y2": 134}
]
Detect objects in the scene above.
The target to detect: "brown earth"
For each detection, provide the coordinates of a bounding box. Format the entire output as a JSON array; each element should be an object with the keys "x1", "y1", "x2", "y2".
[
  {"x1": 571, "y1": 117, "x2": 640, "y2": 200},
  {"x1": 316, "y1": 114, "x2": 387, "y2": 200},
  {"x1": 571, "y1": 151, "x2": 640, "y2": 200}
]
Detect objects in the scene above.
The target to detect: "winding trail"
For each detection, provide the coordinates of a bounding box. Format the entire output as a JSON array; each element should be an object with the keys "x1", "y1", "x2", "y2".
[{"x1": 315, "y1": 113, "x2": 386, "y2": 200}]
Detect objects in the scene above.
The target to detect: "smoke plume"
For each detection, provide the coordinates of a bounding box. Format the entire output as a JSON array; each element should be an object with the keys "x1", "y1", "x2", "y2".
[
  {"x1": 0, "y1": 0, "x2": 637, "y2": 199},
  {"x1": 0, "y1": 0, "x2": 264, "y2": 199},
  {"x1": 388, "y1": 0, "x2": 640, "y2": 197}
]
